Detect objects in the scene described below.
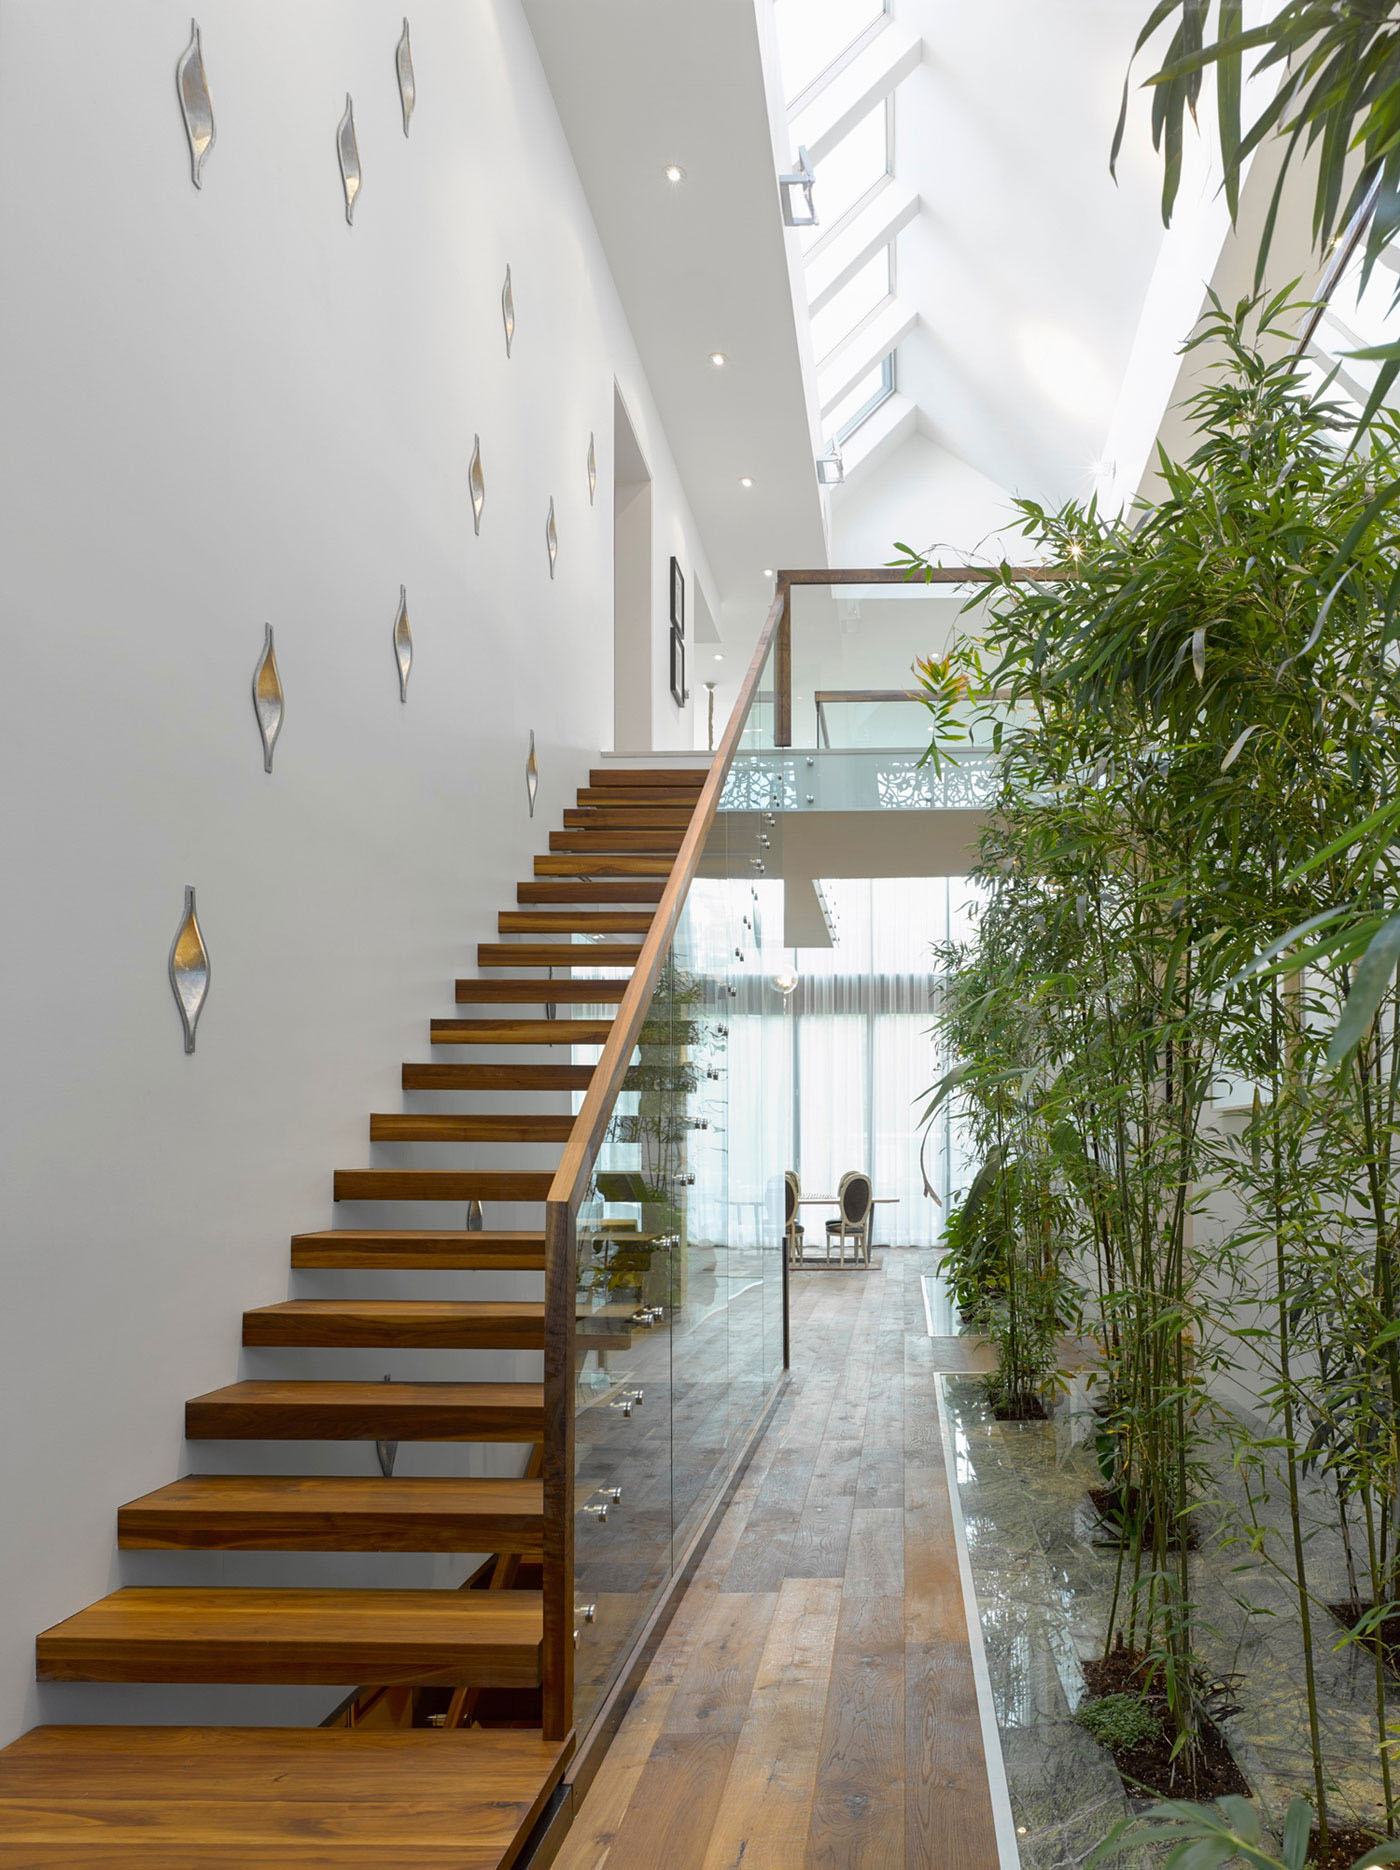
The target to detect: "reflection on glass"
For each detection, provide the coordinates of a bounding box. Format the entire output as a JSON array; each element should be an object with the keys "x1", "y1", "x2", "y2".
[{"x1": 569, "y1": 654, "x2": 790, "y2": 1734}]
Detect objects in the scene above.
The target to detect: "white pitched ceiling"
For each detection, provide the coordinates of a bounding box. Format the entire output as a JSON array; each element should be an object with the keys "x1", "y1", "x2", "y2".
[
  {"x1": 522, "y1": 0, "x2": 829, "y2": 623},
  {"x1": 774, "y1": 0, "x2": 1212, "y2": 543}
]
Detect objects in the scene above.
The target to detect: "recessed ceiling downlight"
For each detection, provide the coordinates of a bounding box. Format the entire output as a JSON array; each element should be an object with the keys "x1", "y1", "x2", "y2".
[
  {"x1": 664, "y1": 163, "x2": 685, "y2": 183},
  {"x1": 709, "y1": 352, "x2": 727, "y2": 367},
  {"x1": 739, "y1": 477, "x2": 754, "y2": 489}
]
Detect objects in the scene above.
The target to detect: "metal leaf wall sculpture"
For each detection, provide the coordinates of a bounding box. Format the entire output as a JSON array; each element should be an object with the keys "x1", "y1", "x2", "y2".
[
  {"x1": 176, "y1": 20, "x2": 215, "y2": 188},
  {"x1": 396, "y1": 19, "x2": 415, "y2": 137},
  {"x1": 169, "y1": 885, "x2": 210, "y2": 1054},
  {"x1": 469, "y1": 434, "x2": 485, "y2": 536},
  {"x1": 337, "y1": 95, "x2": 361, "y2": 225},
  {"x1": 502, "y1": 265, "x2": 515, "y2": 358},
  {"x1": 252, "y1": 624, "x2": 284, "y2": 774},
  {"x1": 526, "y1": 731, "x2": 539, "y2": 818},
  {"x1": 545, "y1": 498, "x2": 557, "y2": 579},
  {"x1": 587, "y1": 433, "x2": 597, "y2": 506},
  {"x1": 393, "y1": 586, "x2": 413, "y2": 701}
]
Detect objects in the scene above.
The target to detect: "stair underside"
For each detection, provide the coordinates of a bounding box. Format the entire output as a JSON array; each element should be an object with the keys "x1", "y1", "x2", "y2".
[
  {"x1": 333, "y1": 1169, "x2": 555, "y2": 1201},
  {"x1": 0, "y1": 1725, "x2": 572, "y2": 1870},
  {"x1": 291, "y1": 1231, "x2": 546, "y2": 1269},
  {"x1": 477, "y1": 941, "x2": 643, "y2": 967},
  {"x1": 369, "y1": 1112, "x2": 574, "y2": 1141},
  {"x1": 35, "y1": 1588, "x2": 544, "y2": 1685},
  {"x1": 498, "y1": 909, "x2": 654, "y2": 931},
  {"x1": 452, "y1": 979, "x2": 629, "y2": 1003},
  {"x1": 401, "y1": 1062, "x2": 595, "y2": 1090},
  {"x1": 185, "y1": 1380, "x2": 545, "y2": 1441},
  {"x1": 516, "y1": 880, "x2": 665, "y2": 903},
  {"x1": 242, "y1": 1301, "x2": 546, "y2": 1350},
  {"x1": 117, "y1": 1476, "x2": 544, "y2": 1551},
  {"x1": 429, "y1": 1019, "x2": 611, "y2": 1045}
]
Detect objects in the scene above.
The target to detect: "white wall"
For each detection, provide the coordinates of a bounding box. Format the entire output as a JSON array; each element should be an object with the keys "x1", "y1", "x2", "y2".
[{"x1": 0, "y1": 0, "x2": 712, "y2": 1743}]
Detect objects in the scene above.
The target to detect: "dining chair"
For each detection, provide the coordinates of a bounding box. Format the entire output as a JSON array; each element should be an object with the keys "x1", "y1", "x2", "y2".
[
  {"x1": 825, "y1": 1171, "x2": 873, "y2": 1266},
  {"x1": 784, "y1": 1171, "x2": 805, "y2": 1268}
]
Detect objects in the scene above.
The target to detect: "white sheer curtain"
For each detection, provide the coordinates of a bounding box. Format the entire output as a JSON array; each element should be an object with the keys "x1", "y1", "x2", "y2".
[{"x1": 788, "y1": 877, "x2": 982, "y2": 1247}]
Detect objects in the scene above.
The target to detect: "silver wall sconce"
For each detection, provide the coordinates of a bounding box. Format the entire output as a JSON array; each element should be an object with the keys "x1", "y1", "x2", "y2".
[
  {"x1": 502, "y1": 265, "x2": 516, "y2": 357},
  {"x1": 392, "y1": 586, "x2": 413, "y2": 700},
  {"x1": 545, "y1": 498, "x2": 558, "y2": 579},
  {"x1": 337, "y1": 96, "x2": 361, "y2": 224},
  {"x1": 816, "y1": 445, "x2": 845, "y2": 486},
  {"x1": 169, "y1": 885, "x2": 211, "y2": 1054},
  {"x1": 469, "y1": 434, "x2": 485, "y2": 535},
  {"x1": 525, "y1": 731, "x2": 539, "y2": 818},
  {"x1": 396, "y1": 20, "x2": 415, "y2": 137},
  {"x1": 252, "y1": 624, "x2": 284, "y2": 773},
  {"x1": 587, "y1": 433, "x2": 597, "y2": 507},
  {"x1": 779, "y1": 147, "x2": 817, "y2": 228},
  {"x1": 176, "y1": 20, "x2": 215, "y2": 188}
]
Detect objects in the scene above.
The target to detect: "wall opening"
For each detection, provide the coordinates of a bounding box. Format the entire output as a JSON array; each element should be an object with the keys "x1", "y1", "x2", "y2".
[{"x1": 612, "y1": 387, "x2": 653, "y2": 752}]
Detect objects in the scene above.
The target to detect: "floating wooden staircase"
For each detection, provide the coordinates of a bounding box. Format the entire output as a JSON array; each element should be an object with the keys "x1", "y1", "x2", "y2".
[{"x1": 3, "y1": 764, "x2": 708, "y2": 1867}]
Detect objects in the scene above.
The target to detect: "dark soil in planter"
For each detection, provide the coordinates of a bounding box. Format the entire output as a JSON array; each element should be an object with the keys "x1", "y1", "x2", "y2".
[
  {"x1": 1309, "y1": 1826, "x2": 1385, "y2": 1870},
  {"x1": 1327, "y1": 1599, "x2": 1400, "y2": 1671},
  {"x1": 1088, "y1": 1483, "x2": 1199, "y2": 1552},
  {"x1": 1081, "y1": 1650, "x2": 1248, "y2": 1801},
  {"x1": 990, "y1": 1392, "x2": 1048, "y2": 1421}
]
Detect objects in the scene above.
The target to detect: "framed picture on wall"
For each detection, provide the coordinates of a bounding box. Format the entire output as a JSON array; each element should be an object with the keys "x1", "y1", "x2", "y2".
[
  {"x1": 669, "y1": 556, "x2": 685, "y2": 637},
  {"x1": 669, "y1": 624, "x2": 687, "y2": 708}
]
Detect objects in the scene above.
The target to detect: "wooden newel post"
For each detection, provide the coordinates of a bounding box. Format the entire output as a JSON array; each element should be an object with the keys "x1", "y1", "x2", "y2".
[
  {"x1": 541, "y1": 1200, "x2": 576, "y2": 1742},
  {"x1": 775, "y1": 579, "x2": 792, "y2": 748}
]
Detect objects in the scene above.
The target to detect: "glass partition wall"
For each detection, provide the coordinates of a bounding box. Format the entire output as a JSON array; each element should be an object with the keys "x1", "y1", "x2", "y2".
[{"x1": 567, "y1": 646, "x2": 791, "y2": 1736}]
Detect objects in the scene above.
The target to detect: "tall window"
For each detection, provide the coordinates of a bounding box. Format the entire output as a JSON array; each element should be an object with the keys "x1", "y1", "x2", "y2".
[{"x1": 786, "y1": 877, "x2": 982, "y2": 1247}]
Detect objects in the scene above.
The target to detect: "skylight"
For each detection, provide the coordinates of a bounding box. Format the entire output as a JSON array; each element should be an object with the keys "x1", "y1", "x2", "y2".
[
  {"x1": 809, "y1": 247, "x2": 891, "y2": 362},
  {"x1": 774, "y1": 0, "x2": 888, "y2": 106},
  {"x1": 800, "y1": 101, "x2": 890, "y2": 253}
]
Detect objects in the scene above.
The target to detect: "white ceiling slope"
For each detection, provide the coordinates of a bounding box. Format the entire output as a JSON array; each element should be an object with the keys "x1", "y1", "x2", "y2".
[
  {"x1": 767, "y1": 0, "x2": 1244, "y2": 567},
  {"x1": 522, "y1": 0, "x2": 829, "y2": 626}
]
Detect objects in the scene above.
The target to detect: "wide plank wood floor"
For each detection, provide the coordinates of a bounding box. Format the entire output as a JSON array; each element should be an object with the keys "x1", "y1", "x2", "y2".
[{"x1": 557, "y1": 1249, "x2": 1003, "y2": 1870}]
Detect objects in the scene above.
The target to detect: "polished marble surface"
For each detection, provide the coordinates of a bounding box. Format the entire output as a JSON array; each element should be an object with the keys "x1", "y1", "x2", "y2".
[{"x1": 942, "y1": 1363, "x2": 1393, "y2": 1866}]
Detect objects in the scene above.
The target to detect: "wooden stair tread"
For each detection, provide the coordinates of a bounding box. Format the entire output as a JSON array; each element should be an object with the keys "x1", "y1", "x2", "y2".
[
  {"x1": 430, "y1": 1018, "x2": 611, "y2": 1044},
  {"x1": 477, "y1": 942, "x2": 642, "y2": 968},
  {"x1": 563, "y1": 808, "x2": 692, "y2": 827},
  {"x1": 548, "y1": 830, "x2": 683, "y2": 853},
  {"x1": 117, "y1": 1475, "x2": 544, "y2": 1551},
  {"x1": 333, "y1": 1169, "x2": 554, "y2": 1201},
  {"x1": 369, "y1": 1113, "x2": 574, "y2": 1142},
  {"x1": 185, "y1": 1380, "x2": 544, "y2": 1441},
  {"x1": 0, "y1": 1724, "x2": 569, "y2": 1868},
  {"x1": 587, "y1": 767, "x2": 707, "y2": 787},
  {"x1": 576, "y1": 784, "x2": 706, "y2": 803},
  {"x1": 452, "y1": 979, "x2": 629, "y2": 1002},
  {"x1": 516, "y1": 880, "x2": 666, "y2": 903},
  {"x1": 533, "y1": 854, "x2": 673, "y2": 877},
  {"x1": 402, "y1": 1062, "x2": 594, "y2": 1091},
  {"x1": 292, "y1": 1230, "x2": 547, "y2": 1268},
  {"x1": 498, "y1": 910, "x2": 654, "y2": 932},
  {"x1": 36, "y1": 1589, "x2": 543, "y2": 1686},
  {"x1": 292, "y1": 1230, "x2": 546, "y2": 1268},
  {"x1": 243, "y1": 1301, "x2": 546, "y2": 1349}
]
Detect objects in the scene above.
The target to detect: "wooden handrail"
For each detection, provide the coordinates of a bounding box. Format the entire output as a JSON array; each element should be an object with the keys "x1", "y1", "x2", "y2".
[
  {"x1": 537, "y1": 583, "x2": 785, "y2": 1742},
  {"x1": 546, "y1": 583, "x2": 787, "y2": 1212}
]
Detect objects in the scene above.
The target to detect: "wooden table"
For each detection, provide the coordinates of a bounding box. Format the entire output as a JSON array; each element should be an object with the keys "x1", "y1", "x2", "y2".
[{"x1": 793, "y1": 1196, "x2": 899, "y2": 1267}]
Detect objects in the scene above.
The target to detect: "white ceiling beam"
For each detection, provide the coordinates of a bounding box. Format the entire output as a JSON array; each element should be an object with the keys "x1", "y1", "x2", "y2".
[
  {"x1": 792, "y1": 23, "x2": 924, "y2": 167},
  {"x1": 835, "y1": 391, "x2": 918, "y2": 486},
  {"x1": 818, "y1": 296, "x2": 918, "y2": 415},
  {"x1": 806, "y1": 180, "x2": 920, "y2": 314}
]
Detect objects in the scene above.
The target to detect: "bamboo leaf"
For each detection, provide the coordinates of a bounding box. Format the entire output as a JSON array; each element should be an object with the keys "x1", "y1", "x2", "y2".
[
  {"x1": 1192, "y1": 624, "x2": 1206, "y2": 684},
  {"x1": 1327, "y1": 907, "x2": 1400, "y2": 1065},
  {"x1": 1280, "y1": 1798, "x2": 1310, "y2": 1870},
  {"x1": 1221, "y1": 724, "x2": 1259, "y2": 770}
]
